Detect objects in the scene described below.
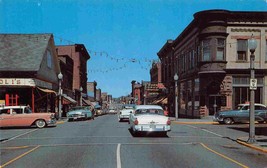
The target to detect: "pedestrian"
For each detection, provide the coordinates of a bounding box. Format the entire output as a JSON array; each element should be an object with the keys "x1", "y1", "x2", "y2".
[{"x1": 164, "y1": 106, "x2": 168, "y2": 116}]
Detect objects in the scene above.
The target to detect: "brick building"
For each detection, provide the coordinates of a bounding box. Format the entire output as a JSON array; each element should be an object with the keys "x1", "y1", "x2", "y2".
[{"x1": 158, "y1": 10, "x2": 267, "y2": 118}]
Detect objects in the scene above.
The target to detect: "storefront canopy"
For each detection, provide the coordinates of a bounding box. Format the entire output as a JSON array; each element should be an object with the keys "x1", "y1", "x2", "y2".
[{"x1": 62, "y1": 94, "x2": 77, "y2": 105}]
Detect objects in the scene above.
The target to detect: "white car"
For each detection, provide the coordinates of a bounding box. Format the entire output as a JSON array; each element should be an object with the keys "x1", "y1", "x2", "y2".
[
  {"x1": 118, "y1": 104, "x2": 135, "y2": 122},
  {"x1": 129, "y1": 105, "x2": 171, "y2": 136}
]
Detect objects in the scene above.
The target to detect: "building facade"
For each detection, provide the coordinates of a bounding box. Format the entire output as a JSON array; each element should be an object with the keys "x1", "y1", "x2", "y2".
[
  {"x1": 56, "y1": 44, "x2": 90, "y2": 106},
  {"x1": 0, "y1": 34, "x2": 60, "y2": 112},
  {"x1": 158, "y1": 10, "x2": 267, "y2": 118}
]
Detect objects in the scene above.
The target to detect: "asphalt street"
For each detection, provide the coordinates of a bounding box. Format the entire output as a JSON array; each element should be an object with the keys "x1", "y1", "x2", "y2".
[{"x1": 1, "y1": 114, "x2": 267, "y2": 168}]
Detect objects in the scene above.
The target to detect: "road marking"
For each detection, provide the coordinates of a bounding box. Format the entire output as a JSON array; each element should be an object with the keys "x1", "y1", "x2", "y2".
[
  {"x1": 200, "y1": 143, "x2": 249, "y2": 168},
  {"x1": 0, "y1": 145, "x2": 40, "y2": 168},
  {"x1": 1, "y1": 129, "x2": 38, "y2": 143},
  {"x1": 201, "y1": 128, "x2": 223, "y2": 137},
  {"x1": 117, "y1": 143, "x2": 121, "y2": 168},
  {"x1": 185, "y1": 125, "x2": 223, "y2": 137},
  {"x1": 1, "y1": 146, "x2": 30, "y2": 150}
]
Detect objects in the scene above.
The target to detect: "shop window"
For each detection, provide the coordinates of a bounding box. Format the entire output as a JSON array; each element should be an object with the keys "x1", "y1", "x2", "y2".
[
  {"x1": 237, "y1": 39, "x2": 247, "y2": 61},
  {"x1": 5, "y1": 94, "x2": 18, "y2": 106}
]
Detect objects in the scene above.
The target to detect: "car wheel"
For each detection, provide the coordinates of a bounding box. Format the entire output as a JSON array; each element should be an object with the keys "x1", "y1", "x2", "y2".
[
  {"x1": 223, "y1": 118, "x2": 233, "y2": 125},
  {"x1": 218, "y1": 121, "x2": 224, "y2": 124},
  {"x1": 35, "y1": 119, "x2": 46, "y2": 128}
]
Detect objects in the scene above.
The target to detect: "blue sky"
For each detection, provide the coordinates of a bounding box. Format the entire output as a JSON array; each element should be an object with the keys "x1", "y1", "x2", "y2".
[{"x1": 1, "y1": 0, "x2": 267, "y2": 98}]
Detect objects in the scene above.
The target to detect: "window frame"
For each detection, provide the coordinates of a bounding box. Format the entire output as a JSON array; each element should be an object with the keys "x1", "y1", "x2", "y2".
[{"x1": 237, "y1": 39, "x2": 248, "y2": 61}]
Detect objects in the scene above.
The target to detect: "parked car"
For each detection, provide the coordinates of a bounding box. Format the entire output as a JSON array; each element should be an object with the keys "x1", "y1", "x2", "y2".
[
  {"x1": 129, "y1": 105, "x2": 171, "y2": 136},
  {"x1": 118, "y1": 104, "x2": 135, "y2": 122},
  {"x1": 213, "y1": 103, "x2": 267, "y2": 124},
  {"x1": 67, "y1": 106, "x2": 94, "y2": 121},
  {"x1": 94, "y1": 105, "x2": 103, "y2": 116},
  {"x1": 108, "y1": 108, "x2": 117, "y2": 114},
  {"x1": 0, "y1": 105, "x2": 56, "y2": 128}
]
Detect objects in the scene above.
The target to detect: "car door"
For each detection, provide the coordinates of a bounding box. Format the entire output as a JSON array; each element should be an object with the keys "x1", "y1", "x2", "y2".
[
  {"x1": 255, "y1": 105, "x2": 267, "y2": 121},
  {"x1": 9, "y1": 108, "x2": 29, "y2": 126},
  {"x1": 0, "y1": 108, "x2": 13, "y2": 127},
  {"x1": 238, "y1": 105, "x2": 250, "y2": 122}
]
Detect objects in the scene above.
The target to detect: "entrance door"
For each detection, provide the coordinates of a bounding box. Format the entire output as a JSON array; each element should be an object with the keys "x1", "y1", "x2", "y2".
[{"x1": 209, "y1": 95, "x2": 221, "y2": 115}]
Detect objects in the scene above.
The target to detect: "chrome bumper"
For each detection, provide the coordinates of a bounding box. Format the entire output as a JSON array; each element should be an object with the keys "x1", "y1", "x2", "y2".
[
  {"x1": 47, "y1": 118, "x2": 57, "y2": 126},
  {"x1": 133, "y1": 125, "x2": 171, "y2": 132}
]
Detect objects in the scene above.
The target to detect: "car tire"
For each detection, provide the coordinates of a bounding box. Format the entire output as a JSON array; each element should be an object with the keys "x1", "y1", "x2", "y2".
[
  {"x1": 223, "y1": 118, "x2": 233, "y2": 125},
  {"x1": 35, "y1": 119, "x2": 46, "y2": 128}
]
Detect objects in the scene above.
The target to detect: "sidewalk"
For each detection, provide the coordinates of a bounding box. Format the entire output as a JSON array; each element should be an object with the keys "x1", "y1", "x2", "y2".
[
  {"x1": 170, "y1": 116, "x2": 217, "y2": 124},
  {"x1": 171, "y1": 116, "x2": 267, "y2": 153},
  {"x1": 237, "y1": 136, "x2": 267, "y2": 153}
]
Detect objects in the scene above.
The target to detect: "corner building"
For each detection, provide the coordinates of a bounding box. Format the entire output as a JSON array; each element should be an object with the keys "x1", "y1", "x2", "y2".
[{"x1": 169, "y1": 10, "x2": 267, "y2": 118}]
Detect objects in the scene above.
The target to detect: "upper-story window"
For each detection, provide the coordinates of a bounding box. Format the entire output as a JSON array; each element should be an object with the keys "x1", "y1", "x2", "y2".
[
  {"x1": 237, "y1": 39, "x2": 247, "y2": 61},
  {"x1": 265, "y1": 40, "x2": 267, "y2": 62},
  {"x1": 202, "y1": 39, "x2": 211, "y2": 61},
  {"x1": 216, "y1": 38, "x2": 225, "y2": 60},
  {"x1": 47, "y1": 50, "x2": 52, "y2": 68}
]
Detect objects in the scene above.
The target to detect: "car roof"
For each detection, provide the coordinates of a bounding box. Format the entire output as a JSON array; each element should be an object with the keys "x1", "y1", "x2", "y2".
[
  {"x1": 135, "y1": 105, "x2": 163, "y2": 110},
  {"x1": 0, "y1": 106, "x2": 27, "y2": 109},
  {"x1": 238, "y1": 103, "x2": 266, "y2": 107}
]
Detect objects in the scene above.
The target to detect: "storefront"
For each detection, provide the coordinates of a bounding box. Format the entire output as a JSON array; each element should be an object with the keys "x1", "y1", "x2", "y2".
[{"x1": 0, "y1": 78, "x2": 57, "y2": 113}]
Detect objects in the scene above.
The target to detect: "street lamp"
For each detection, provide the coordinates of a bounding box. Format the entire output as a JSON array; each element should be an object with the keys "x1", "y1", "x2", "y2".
[
  {"x1": 174, "y1": 73, "x2": 179, "y2": 120},
  {"x1": 247, "y1": 34, "x2": 257, "y2": 144},
  {"x1": 80, "y1": 86, "x2": 83, "y2": 106},
  {"x1": 58, "y1": 72, "x2": 63, "y2": 120}
]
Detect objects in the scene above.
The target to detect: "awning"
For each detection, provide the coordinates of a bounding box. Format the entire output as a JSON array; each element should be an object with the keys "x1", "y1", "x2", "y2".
[
  {"x1": 82, "y1": 99, "x2": 93, "y2": 106},
  {"x1": 94, "y1": 104, "x2": 101, "y2": 109},
  {"x1": 152, "y1": 96, "x2": 168, "y2": 105},
  {"x1": 37, "y1": 87, "x2": 57, "y2": 94},
  {"x1": 62, "y1": 94, "x2": 77, "y2": 105}
]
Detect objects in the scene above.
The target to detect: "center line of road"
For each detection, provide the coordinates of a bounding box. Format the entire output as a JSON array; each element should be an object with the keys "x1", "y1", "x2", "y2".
[
  {"x1": 117, "y1": 143, "x2": 121, "y2": 168},
  {"x1": 1, "y1": 129, "x2": 38, "y2": 143},
  {"x1": 200, "y1": 143, "x2": 249, "y2": 168},
  {"x1": 1, "y1": 145, "x2": 40, "y2": 168}
]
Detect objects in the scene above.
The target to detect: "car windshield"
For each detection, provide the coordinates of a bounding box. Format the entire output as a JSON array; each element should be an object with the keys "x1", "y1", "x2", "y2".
[
  {"x1": 123, "y1": 104, "x2": 135, "y2": 109},
  {"x1": 70, "y1": 107, "x2": 84, "y2": 111},
  {"x1": 235, "y1": 105, "x2": 249, "y2": 110},
  {"x1": 135, "y1": 109, "x2": 164, "y2": 115}
]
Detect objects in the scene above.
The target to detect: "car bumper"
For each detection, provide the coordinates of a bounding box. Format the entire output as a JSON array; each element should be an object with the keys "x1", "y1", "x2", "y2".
[
  {"x1": 67, "y1": 115, "x2": 86, "y2": 120},
  {"x1": 133, "y1": 125, "x2": 171, "y2": 132},
  {"x1": 47, "y1": 118, "x2": 57, "y2": 126},
  {"x1": 213, "y1": 116, "x2": 223, "y2": 122},
  {"x1": 119, "y1": 115, "x2": 130, "y2": 119}
]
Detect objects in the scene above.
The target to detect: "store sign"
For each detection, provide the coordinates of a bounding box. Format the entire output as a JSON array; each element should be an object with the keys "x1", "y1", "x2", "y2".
[
  {"x1": 0, "y1": 78, "x2": 53, "y2": 89},
  {"x1": 0, "y1": 78, "x2": 35, "y2": 86}
]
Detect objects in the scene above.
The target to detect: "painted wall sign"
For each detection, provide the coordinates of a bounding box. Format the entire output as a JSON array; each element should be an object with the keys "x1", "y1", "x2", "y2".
[
  {"x1": 0, "y1": 78, "x2": 35, "y2": 86},
  {"x1": 0, "y1": 78, "x2": 52, "y2": 89}
]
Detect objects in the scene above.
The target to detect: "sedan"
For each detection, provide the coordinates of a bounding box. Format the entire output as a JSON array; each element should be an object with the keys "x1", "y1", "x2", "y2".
[
  {"x1": 0, "y1": 105, "x2": 56, "y2": 128},
  {"x1": 67, "y1": 106, "x2": 94, "y2": 121},
  {"x1": 213, "y1": 103, "x2": 267, "y2": 124},
  {"x1": 129, "y1": 105, "x2": 171, "y2": 136},
  {"x1": 118, "y1": 104, "x2": 135, "y2": 122}
]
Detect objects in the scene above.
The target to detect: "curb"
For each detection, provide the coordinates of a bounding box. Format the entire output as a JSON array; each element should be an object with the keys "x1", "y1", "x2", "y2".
[
  {"x1": 57, "y1": 121, "x2": 65, "y2": 124},
  {"x1": 172, "y1": 121, "x2": 218, "y2": 125},
  {"x1": 236, "y1": 139, "x2": 267, "y2": 153}
]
